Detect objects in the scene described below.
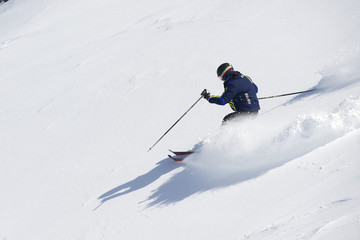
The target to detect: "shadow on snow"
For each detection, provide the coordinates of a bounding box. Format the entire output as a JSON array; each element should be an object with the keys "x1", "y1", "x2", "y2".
[
  {"x1": 95, "y1": 89, "x2": 317, "y2": 209},
  {"x1": 95, "y1": 155, "x2": 268, "y2": 209},
  {"x1": 95, "y1": 158, "x2": 183, "y2": 209}
]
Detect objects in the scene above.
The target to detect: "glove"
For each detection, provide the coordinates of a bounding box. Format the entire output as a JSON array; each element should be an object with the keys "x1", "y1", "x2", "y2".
[{"x1": 201, "y1": 89, "x2": 211, "y2": 100}]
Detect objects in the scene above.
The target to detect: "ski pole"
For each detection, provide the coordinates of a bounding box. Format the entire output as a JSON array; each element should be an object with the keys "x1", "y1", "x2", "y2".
[
  {"x1": 258, "y1": 89, "x2": 315, "y2": 100},
  {"x1": 148, "y1": 90, "x2": 206, "y2": 152}
]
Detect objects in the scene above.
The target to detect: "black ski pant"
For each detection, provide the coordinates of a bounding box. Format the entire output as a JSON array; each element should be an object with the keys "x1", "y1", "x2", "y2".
[{"x1": 222, "y1": 111, "x2": 258, "y2": 125}]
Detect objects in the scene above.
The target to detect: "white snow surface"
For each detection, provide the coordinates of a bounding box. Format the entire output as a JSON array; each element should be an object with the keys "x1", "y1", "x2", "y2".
[{"x1": 1, "y1": 0, "x2": 360, "y2": 239}]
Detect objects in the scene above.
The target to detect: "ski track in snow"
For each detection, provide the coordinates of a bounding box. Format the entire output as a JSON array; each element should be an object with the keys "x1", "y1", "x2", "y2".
[
  {"x1": 101, "y1": 64, "x2": 360, "y2": 208},
  {"x1": 145, "y1": 62, "x2": 360, "y2": 206}
]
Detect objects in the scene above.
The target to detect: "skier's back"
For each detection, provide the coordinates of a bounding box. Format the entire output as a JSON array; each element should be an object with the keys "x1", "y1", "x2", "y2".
[{"x1": 202, "y1": 63, "x2": 260, "y2": 124}]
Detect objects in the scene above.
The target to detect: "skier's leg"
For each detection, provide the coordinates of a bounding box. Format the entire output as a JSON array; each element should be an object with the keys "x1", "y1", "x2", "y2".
[{"x1": 222, "y1": 111, "x2": 258, "y2": 125}]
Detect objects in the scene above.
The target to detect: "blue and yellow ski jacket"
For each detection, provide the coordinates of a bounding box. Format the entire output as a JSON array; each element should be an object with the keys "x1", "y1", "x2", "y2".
[{"x1": 209, "y1": 71, "x2": 260, "y2": 112}]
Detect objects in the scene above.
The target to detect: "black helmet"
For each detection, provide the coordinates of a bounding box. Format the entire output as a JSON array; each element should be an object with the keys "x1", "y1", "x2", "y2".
[{"x1": 217, "y1": 63, "x2": 233, "y2": 80}]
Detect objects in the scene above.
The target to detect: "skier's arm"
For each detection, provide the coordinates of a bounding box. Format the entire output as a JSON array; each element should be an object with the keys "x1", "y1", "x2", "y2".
[
  {"x1": 208, "y1": 95, "x2": 226, "y2": 105},
  {"x1": 208, "y1": 82, "x2": 238, "y2": 105}
]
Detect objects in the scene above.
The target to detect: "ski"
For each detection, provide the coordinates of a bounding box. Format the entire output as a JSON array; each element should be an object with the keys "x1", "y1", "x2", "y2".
[
  {"x1": 168, "y1": 155, "x2": 185, "y2": 162},
  {"x1": 169, "y1": 150, "x2": 195, "y2": 156},
  {"x1": 168, "y1": 150, "x2": 195, "y2": 162}
]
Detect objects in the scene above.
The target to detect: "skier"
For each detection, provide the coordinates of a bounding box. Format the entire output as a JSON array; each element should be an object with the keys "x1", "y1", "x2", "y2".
[{"x1": 202, "y1": 63, "x2": 260, "y2": 124}]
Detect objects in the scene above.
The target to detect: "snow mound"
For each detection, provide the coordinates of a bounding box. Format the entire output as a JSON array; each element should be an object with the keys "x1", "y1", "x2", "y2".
[{"x1": 188, "y1": 95, "x2": 360, "y2": 182}]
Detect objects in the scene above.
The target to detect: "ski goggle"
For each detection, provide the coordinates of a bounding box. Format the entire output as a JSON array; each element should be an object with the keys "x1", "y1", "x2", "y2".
[{"x1": 218, "y1": 65, "x2": 233, "y2": 80}]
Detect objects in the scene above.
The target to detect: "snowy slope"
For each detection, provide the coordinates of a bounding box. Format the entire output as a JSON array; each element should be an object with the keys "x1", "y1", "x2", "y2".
[{"x1": 1, "y1": 0, "x2": 360, "y2": 239}]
